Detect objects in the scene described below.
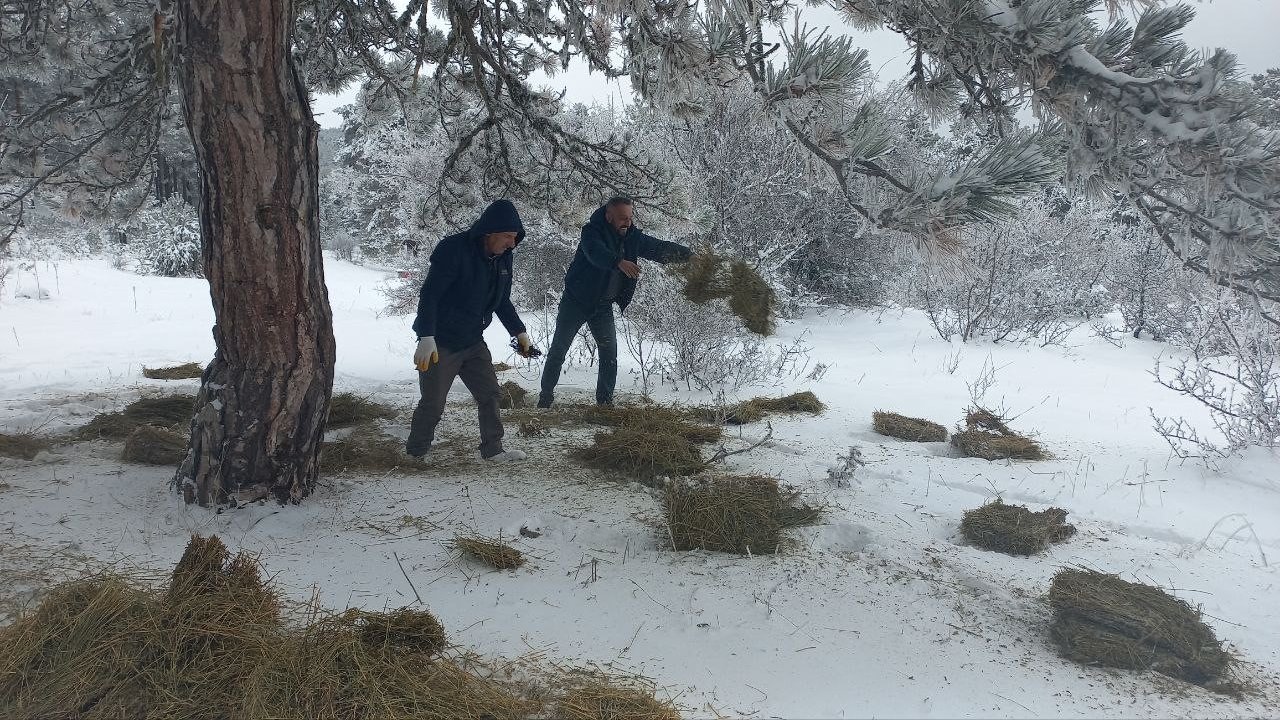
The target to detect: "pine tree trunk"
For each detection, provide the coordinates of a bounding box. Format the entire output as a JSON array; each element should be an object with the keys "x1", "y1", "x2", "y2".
[{"x1": 173, "y1": 0, "x2": 335, "y2": 506}]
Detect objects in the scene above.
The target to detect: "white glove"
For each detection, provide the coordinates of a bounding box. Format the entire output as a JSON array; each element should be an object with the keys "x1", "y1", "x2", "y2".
[
  {"x1": 414, "y1": 336, "x2": 439, "y2": 372},
  {"x1": 516, "y1": 332, "x2": 533, "y2": 355}
]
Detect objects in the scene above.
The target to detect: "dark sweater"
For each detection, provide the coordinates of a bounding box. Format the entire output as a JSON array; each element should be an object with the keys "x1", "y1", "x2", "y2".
[{"x1": 562, "y1": 205, "x2": 692, "y2": 311}]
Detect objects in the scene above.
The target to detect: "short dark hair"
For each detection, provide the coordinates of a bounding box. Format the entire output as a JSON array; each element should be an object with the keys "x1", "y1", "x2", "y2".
[{"x1": 606, "y1": 196, "x2": 634, "y2": 209}]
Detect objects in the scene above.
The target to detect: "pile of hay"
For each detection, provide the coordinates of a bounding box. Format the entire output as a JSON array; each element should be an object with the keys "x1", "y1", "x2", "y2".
[
  {"x1": 142, "y1": 362, "x2": 204, "y2": 380},
  {"x1": 708, "y1": 390, "x2": 824, "y2": 425},
  {"x1": 518, "y1": 420, "x2": 548, "y2": 438},
  {"x1": 1048, "y1": 569, "x2": 1234, "y2": 685},
  {"x1": 77, "y1": 394, "x2": 196, "y2": 440},
  {"x1": 672, "y1": 252, "x2": 775, "y2": 335},
  {"x1": 453, "y1": 535, "x2": 525, "y2": 570},
  {"x1": 0, "y1": 432, "x2": 52, "y2": 461},
  {"x1": 321, "y1": 424, "x2": 417, "y2": 474},
  {"x1": 950, "y1": 407, "x2": 1046, "y2": 460},
  {"x1": 0, "y1": 535, "x2": 552, "y2": 719},
  {"x1": 121, "y1": 425, "x2": 188, "y2": 466},
  {"x1": 499, "y1": 381, "x2": 529, "y2": 409},
  {"x1": 960, "y1": 499, "x2": 1076, "y2": 555},
  {"x1": 557, "y1": 681, "x2": 681, "y2": 720},
  {"x1": 493, "y1": 362, "x2": 513, "y2": 372},
  {"x1": 872, "y1": 411, "x2": 947, "y2": 442},
  {"x1": 664, "y1": 475, "x2": 821, "y2": 555},
  {"x1": 571, "y1": 427, "x2": 704, "y2": 484},
  {"x1": 583, "y1": 404, "x2": 722, "y2": 445},
  {"x1": 326, "y1": 392, "x2": 398, "y2": 429}
]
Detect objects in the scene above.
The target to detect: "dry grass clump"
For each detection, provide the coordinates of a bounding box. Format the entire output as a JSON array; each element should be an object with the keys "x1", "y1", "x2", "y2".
[
  {"x1": 453, "y1": 535, "x2": 525, "y2": 570},
  {"x1": 0, "y1": 534, "x2": 551, "y2": 719},
  {"x1": 354, "y1": 608, "x2": 448, "y2": 656},
  {"x1": 121, "y1": 425, "x2": 188, "y2": 466},
  {"x1": 493, "y1": 361, "x2": 513, "y2": 372},
  {"x1": 77, "y1": 394, "x2": 196, "y2": 440},
  {"x1": 557, "y1": 680, "x2": 681, "y2": 720},
  {"x1": 960, "y1": 499, "x2": 1076, "y2": 555},
  {"x1": 664, "y1": 475, "x2": 821, "y2": 555},
  {"x1": 518, "y1": 420, "x2": 548, "y2": 437},
  {"x1": 950, "y1": 407, "x2": 1046, "y2": 460},
  {"x1": 326, "y1": 392, "x2": 398, "y2": 429},
  {"x1": 142, "y1": 362, "x2": 203, "y2": 380},
  {"x1": 872, "y1": 411, "x2": 947, "y2": 442},
  {"x1": 0, "y1": 432, "x2": 52, "y2": 461},
  {"x1": 499, "y1": 381, "x2": 529, "y2": 409},
  {"x1": 321, "y1": 424, "x2": 417, "y2": 474},
  {"x1": 583, "y1": 404, "x2": 722, "y2": 445},
  {"x1": 571, "y1": 427, "x2": 704, "y2": 484},
  {"x1": 1048, "y1": 568, "x2": 1234, "y2": 686},
  {"x1": 672, "y1": 252, "x2": 775, "y2": 336},
  {"x1": 709, "y1": 390, "x2": 825, "y2": 425}
]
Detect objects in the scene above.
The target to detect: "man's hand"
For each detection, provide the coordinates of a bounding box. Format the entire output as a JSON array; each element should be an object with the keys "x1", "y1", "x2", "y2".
[
  {"x1": 618, "y1": 259, "x2": 641, "y2": 279},
  {"x1": 512, "y1": 332, "x2": 542, "y2": 358},
  {"x1": 414, "y1": 336, "x2": 439, "y2": 371}
]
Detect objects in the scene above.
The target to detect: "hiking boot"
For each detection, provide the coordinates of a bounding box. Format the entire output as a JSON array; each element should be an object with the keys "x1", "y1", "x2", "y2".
[
  {"x1": 406, "y1": 445, "x2": 430, "y2": 459},
  {"x1": 484, "y1": 449, "x2": 528, "y2": 463}
]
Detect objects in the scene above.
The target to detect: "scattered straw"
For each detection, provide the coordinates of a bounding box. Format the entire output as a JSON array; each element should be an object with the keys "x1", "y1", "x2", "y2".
[
  {"x1": 571, "y1": 427, "x2": 704, "y2": 484},
  {"x1": 499, "y1": 381, "x2": 529, "y2": 410},
  {"x1": 327, "y1": 392, "x2": 398, "y2": 429},
  {"x1": 322, "y1": 424, "x2": 419, "y2": 474},
  {"x1": 354, "y1": 608, "x2": 448, "y2": 656},
  {"x1": 142, "y1": 362, "x2": 204, "y2": 380},
  {"x1": 493, "y1": 362, "x2": 513, "y2": 372},
  {"x1": 960, "y1": 499, "x2": 1075, "y2": 555},
  {"x1": 518, "y1": 420, "x2": 548, "y2": 438},
  {"x1": 453, "y1": 535, "x2": 525, "y2": 570},
  {"x1": 1048, "y1": 568, "x2": 1234, "y2": 685},
  {"x1": 0, "y1": 432, "x2": 52, "y2": 461},
  {"x1": 76, "y1": 394, "x2": 196, "y2": 440},
  {"x1": 950, "y1": 407, "x2": 1045, "y2": 460},
  {"x1": 583, "y1": 404, "x2": 721, "y2": 445},
  {"x1": 872, "y1": 411, "x2": 947, "y2": 442},
  {"x1": 121, "y1": 425, "x2": 188, "y2": 466},
  {"x1": 664, "y1": 475, "x2": 821, "y2": 555},
  {"x1": 557, "y1": 680, "x2": 681, "y2": 720}
]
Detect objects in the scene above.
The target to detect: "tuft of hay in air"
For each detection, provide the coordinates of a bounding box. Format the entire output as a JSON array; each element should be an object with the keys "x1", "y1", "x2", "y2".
[
  {"x1": 950, "y1": 406, "x2": 1045, "y2": 460},
  {"x1": 493, "y1": 362, "x2": 513, "y2": 372},
  {"x1": 960, "y1": 499, "x2": 1076, "y2": 555},
  {"x1": 664, "y1": 475, "x2": 821, "y2": 555},
  {"x1": 121, "y1": 425, "x2": 188, "y2": 466},
  {"x1": 672, "y1": 252, "x2": 775, "y2": 336},
  {"x1": 326, "y1": 392, "x2": 397, "y2": 429},
  {"x1": 572, "y1": 427, "x2": 704, "y2": 484},
  {"x1": 583, "y1": 404, "x2": 722, "y2": 445},
  {"x1": 1048, "y1": 568, "x2": 1234, "y2": 685},
  {"x1": 499, "y1": 381, "x2": 529, "y2": 409},
  {"x1": 0, "y1": 432, "x2": 52, "y2": 461},
  {"x1": 453, "y1": 535, "x2": 525, "y2": 570},
  {"x1": 77, "y1": 394, "x2": 196, "y2": 440},
  {"x1": 0, "y1": 533, "x2": 556, "y2": 719},
  {"x1": 709, "y1": 390, "x2": 825, "y2": 425},
  {"x1": 872, "y1": 411, "x2": 947, "y2": 442},
  {"x1": 142, "y1": 362, "x2": 204, "y2": 380},
  {"x1": 321, "y1": 424, "x2": 417, "y2": 474},
  {"x1": 557, "y1": 680, "x2": 681, "y2": 720},
  {"x1": 354, "y1": 608, "x2": 448, "y2": 656}
]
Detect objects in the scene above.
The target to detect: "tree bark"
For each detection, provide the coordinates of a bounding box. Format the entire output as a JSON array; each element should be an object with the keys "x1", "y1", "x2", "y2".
[{"x1": 174, "y1": 0, "x2": 335, "y2": 506}]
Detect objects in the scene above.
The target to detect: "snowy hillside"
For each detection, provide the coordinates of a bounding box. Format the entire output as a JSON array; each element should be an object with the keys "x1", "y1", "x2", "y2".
[{"x1": 1, "y1": 257, "x2": 1277, "y2": 718}]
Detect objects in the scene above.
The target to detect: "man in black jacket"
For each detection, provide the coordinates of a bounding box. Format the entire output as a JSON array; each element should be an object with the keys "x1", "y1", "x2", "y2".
[
  {"x1": 408, "y1": 199, "x2": 538, "y2": 462},
  {"x1": 538, "y1": 197, "x2": 692, "y2": 407}
]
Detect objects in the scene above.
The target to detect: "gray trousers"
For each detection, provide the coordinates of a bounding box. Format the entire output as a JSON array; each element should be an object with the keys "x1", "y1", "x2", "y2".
[{"x1": 406, "y1": 341, "x2": 505, "y2": 458}]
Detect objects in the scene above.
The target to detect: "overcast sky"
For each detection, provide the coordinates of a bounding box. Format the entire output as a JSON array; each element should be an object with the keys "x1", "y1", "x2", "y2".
[{"x1": 310, "y1": 0, "x2": 1280, "y2": 128}]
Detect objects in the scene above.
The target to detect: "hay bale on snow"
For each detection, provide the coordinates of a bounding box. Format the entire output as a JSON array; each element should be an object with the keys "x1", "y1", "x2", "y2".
[
  {"x1": 453, "y1": 535, "x2": 525, "y2": 569},
  {"x1": 712, "y1": 390, "x2": 824, "y2": 425},
  {"x1": 143, "y1": 362, "x2": 204, "y2": 380},
  {"x1": 873, "y1": 411, "x2": 947, "y2": 442},
  {"x1": 664, "y1": 475, "x2": 820, "y2": 555},
  {"x1": 571, "y1": 426, "x2": 703, "y2": 484},
  {"x1": 557, "y1": 681, "x2": 681, "y2": 720},
  {"x1": 355, "y1": 608, "x2": 447, "y2": 656},
  {"x1": 77, "y1": 394, "x2": 196, "y2": 439},
  {"x1": 950, "y1": 406, "x2": 1045, "y2": 460},
  {"x1": 498, "y1": 381, "x2": 528, "y2": 409},
  {"x1": 1049, "y1": 568, "x2": 1233, "y2": 685},
  {"x1": 0, "y1": 432, "x2": 52, "y2": 461},
  {"x1": 960, "y1": 499, "x2": 1075, "y2": 555},
  {"x1": 122, "y1": 425, "x2": 188, "y2": 466},
  {"x1": 327, "y1": 392, "x2": 397, "y2": 429}
]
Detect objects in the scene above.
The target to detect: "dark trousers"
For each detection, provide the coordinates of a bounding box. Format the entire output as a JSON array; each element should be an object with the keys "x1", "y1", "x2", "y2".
[
  {"x1": 407, "y1": 341, "x2": 505, "y2": 458},
  {"x1": 539, "y1": 297, "x2": 618, "y2": 405}
]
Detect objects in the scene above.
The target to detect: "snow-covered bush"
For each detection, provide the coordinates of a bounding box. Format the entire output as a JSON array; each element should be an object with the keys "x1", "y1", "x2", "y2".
[{"x1": 125, "y1": 197, "x2": 202, "y2": 278}]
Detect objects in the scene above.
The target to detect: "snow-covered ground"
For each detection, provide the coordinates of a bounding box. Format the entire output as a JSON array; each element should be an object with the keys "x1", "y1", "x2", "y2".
[{"x1": 2, "y1": 257, "x2": 1278, "y2": 718}]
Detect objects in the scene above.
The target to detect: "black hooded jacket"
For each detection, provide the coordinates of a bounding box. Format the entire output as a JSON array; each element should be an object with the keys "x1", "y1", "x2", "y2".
[
  {"x1": 412, "y1": 199, "x2": 527, "y2": 350},
  {"x1": 562, "y1": 205, "x2": 692, "y2": 312}
]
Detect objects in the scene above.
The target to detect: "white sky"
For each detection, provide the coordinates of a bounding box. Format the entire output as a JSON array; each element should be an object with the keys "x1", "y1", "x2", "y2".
[{"x1": 310, "y1": 0, "x2": 1280, "y2": 128}]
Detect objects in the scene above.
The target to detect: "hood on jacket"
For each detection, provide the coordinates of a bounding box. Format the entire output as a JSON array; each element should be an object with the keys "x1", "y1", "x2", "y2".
[
  {"x1": 470, "y1": 199, "x2": 526, "y2": 247},
  {"x1": 588, "y1": 204, "x2": 635, "y2": 235}
]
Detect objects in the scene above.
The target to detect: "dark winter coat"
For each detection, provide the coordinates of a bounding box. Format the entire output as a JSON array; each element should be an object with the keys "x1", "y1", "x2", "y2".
[
  {"x1": 412, "y1": 200, "x2": 527, "y2": 350},
  {"x1": 562, "y1": 205, "x2": 692, "y2": 312}
]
